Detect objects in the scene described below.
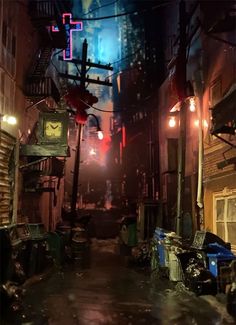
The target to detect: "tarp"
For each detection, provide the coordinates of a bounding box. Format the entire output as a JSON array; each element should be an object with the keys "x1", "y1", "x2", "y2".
[{"x1": 211, "y1": 87, "x2": 236, "y2": 134}]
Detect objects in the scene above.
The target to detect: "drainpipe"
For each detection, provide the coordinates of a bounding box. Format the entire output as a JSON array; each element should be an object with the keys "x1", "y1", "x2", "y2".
[
  {"x1": 196, "y1": 88, "x2": 204, "y2": 230},
  {"x1": 197, "y1": 96, "x2": 203, "y2": 211},
  {"x1": 194, "y1": 65, "x2": 204, "y2": 230},
  {"x1": 176, "y1": 0, "x2": 187, "y2": 237}
]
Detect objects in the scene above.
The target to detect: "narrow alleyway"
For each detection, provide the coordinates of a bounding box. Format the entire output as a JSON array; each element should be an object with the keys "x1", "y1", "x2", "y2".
[{"x1": 8, "y1": 238, "x2": 235, "y2": 325}]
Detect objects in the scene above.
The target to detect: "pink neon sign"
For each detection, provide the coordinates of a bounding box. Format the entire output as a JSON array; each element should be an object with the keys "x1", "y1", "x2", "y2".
[{"x1": 52, "y1": 13, "x2": 83, "y2": 60}]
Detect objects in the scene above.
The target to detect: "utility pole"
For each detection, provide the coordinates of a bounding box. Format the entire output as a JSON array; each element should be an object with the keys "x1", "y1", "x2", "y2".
[
  {"x1": 176, "y1": 1, "x2": 187, "y2": 236},
  {"x1": 70, "y1": 39, "x2": 87, "y2": 219},
  {"x1": 59, "y1": 39, "x2": 113, "y2": 225}
]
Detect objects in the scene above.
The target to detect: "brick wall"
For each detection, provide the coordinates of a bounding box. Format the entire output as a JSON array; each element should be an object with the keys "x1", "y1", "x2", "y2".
[{"x1": 204, "y1": 146, "x2": 236, "y2": 180}]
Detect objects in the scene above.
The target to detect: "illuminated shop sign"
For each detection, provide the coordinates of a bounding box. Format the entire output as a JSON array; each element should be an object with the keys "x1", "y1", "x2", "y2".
[{"x1": 52, "y1": 13, "x2": 83, "y2": 60}]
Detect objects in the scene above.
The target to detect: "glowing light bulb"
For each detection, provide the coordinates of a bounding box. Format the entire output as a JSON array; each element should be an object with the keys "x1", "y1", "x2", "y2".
[
  {"x1": 189, "y1": 97, "x2": 196, "y2": 112},
  {"x1": 97, "y1": 130, "x2": 104, "y2": 140},
  {"x1": 194, "y1": 119, "x2": 208, "y2": 128},
  {"x1": 203, "y1": 119, "x2": 208, "y2": 128},
  {"x1": 89, "y1": 148, "x2": 96, "y2": 156},
  {"x1": 169, "y1": 117, "x2": 176, "y2": 128}
]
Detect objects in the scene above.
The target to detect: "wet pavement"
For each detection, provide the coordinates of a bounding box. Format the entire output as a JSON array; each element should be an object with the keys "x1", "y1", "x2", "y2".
[{"x1": 6, "y1": 239, "x2": 235, "y2": 325}]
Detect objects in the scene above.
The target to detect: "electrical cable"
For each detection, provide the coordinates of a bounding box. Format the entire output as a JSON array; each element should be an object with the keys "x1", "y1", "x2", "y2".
[
  {"x1": 52, "y1": 49, "x2": 64, "y2": 58},
  {"x1": 82, "y1": 0, "x2": 119, "y2": 16},
  {"x1": 81, "y1": 10, "x2": 137, "y2": 21},
  {"x1": 111, "y1": 47, "x2": 143, "y2": 65},
  {"x1": 104, "y1": 65, "x2": 140, "y2": 80},
  {"x1": 75, "y1": 89, "x2": 157, "y2": 113},
  {"x1": 198, "y1": 18, "x2": 236, "y2": 47},
  {"x1": 76, "y1": 1, "x2": 174, "y2": 21}
]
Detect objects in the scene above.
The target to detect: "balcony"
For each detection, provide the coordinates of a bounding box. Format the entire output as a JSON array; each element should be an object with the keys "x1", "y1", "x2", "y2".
[
  {"x1": 28, "y1": 0, "x2": 67, "y2": 49},
  {"x1": 24, "y1": 77, "x2": 60, "y2": 103},
  {"x1": 20, "y1": 157, "x2": 65, "y2": 177},
  {"x1": 20, "y1": 157, "x2": 67, "y2": 192},
  {"x1": 211, "y1": 87, "x2": 236, "y2": 135},
  {"x1": 28, "y1": 1, "x2": 57, "y2": 26}
]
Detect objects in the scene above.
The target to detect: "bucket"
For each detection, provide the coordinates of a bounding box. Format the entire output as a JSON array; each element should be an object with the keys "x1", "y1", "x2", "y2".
[{"x1": 168, "y1": 251, "x2": 183, "y2": 282}]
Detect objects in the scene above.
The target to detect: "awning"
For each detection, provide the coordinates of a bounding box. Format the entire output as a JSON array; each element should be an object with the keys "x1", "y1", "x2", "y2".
[{"x1": 211, "y1": 87, "x2": 236, "y2": 134}]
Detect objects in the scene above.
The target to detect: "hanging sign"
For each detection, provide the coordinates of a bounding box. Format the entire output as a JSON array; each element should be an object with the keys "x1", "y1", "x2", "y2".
[{"x1": 52, "y1": 13, "x2": 83, "y2": 60}]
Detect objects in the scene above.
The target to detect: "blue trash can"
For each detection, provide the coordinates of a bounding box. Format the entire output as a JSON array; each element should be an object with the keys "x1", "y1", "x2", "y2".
[
  {"x1": 154, "y1": 228, "x2": 171, "y2": 267},
  {"x1": 207, "y1": 243, "x2": 236, "y2": 277}
]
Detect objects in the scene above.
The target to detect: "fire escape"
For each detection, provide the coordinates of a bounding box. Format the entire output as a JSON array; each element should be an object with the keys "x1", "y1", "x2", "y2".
[
  {"x1": 20, "y1": 1, "x2": 72, "y2": 194},
  {"x1": 24, "y1": 0, "x2": 71, "y2": 104}
]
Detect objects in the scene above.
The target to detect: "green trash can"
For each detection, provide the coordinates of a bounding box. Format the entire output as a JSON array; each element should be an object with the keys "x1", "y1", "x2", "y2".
[
  {"x1": 47, "y1": 232, "x2": 64, "y2": 266},
  {"x1": 27, "y1": 223, "x2": 48, "y2": 276},
  {"x1": 120, "y1": 215, "x2": 137, "y2": 248},
  {"x1": 127, "y1": 222, "x2": 137, "y2": 247}
]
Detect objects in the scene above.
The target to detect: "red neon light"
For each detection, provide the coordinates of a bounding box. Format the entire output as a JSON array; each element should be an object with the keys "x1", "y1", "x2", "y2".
[
  {"x1": 122, "y1": 125, "x2": 126, "y2": 148},
  {"x1": 52, "y1": 13, "x2": 83, "y2": 61}
]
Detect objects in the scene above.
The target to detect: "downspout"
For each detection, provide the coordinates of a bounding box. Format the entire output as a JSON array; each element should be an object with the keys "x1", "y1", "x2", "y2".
[
  {"x1": 197, "y1": 95, "x2": 204, "y2": 227},
  {"x1": 194, "y1": 66, "x2": 204, "y2": 229}
]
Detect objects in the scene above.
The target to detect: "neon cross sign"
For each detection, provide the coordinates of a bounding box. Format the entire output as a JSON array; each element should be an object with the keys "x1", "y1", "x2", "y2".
[{"x1": 52, "y1": 13, "x2": 83, "y2": 61}]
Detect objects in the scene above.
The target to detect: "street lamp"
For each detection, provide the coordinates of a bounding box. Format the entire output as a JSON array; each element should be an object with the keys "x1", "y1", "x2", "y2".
[{"x1": 87, "y1": 113, "x2": 103, "y2": 140}]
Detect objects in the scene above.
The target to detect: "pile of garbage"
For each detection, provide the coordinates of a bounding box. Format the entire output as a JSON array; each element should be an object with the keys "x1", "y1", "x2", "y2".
[
  {"x1": 151, "y1": 228, "x2": 236, "y2": 318},
  {"x1": 226, "y1": 260, "x2": 236, "y2": 320},
  {"x1": 131, "y1": 242, "x2": 151, "y2": 266}
]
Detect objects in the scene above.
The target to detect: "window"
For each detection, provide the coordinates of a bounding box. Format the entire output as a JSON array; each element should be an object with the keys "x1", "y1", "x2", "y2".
[
  {"x1": 210, "y1": 78, "x2": 222, "y2": 107},
  {"x1": 2, "y1": 21, "x2": 7, "y2": 46},
  {"x1": 214, "y1": 193, "x2": 236, "y2": 252},
  {"x1": 0, "y1": 0, "x2": 2, "y2": 21},
  {"x1": 11, "y1": 35, "x2": 16, "y2": 57},
  {"x1": 7, "y1": 28, "x2": 12, "y2": 53},
  {"x1": 0, "y1": 95, "x2": 4, "y2": 114},
  {"x1": 1, "y1": 72, "x2": 4, "y2": 94}
]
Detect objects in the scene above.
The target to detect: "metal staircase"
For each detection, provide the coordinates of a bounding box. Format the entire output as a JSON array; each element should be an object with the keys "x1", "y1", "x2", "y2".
[
  {"x1": 25, "y1": 0, "x2": 70, "y2": 103},
  {"x1": 29, "y1": 47, "x2": 53, "y2": 77}
]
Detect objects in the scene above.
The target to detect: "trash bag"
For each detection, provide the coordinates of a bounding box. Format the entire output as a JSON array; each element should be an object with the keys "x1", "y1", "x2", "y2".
[
  {"x1": 226, "y1": 284, "x2": 236, "y2": 319},
  {"x1": 0, "y1": 281, "x2": 23, "y2": 318},
  {"x1": 131, "y1": 242, "x2": 151, "y2": 266},
  {"x1": 184, "y1": 257, "x2": 217, "y2": 296},
  {"x1": 227, "y1": 260, "x2": 236, "y2": 319}
]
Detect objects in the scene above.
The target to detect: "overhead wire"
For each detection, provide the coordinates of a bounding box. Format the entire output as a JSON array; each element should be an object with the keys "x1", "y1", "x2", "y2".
[
  {"x1": 76, "y1": 90, "x2": 157, "y2": 113},
  {"x1": 111, "y1": 47, "x2": 143, "y2": 65},
  {"x1": 49, "y1": 1, "x2": 174, "y2": 113},
  {"x1": 82, "y1": 0, "x2": 119, "y2": 16},
  {"x1": 76, "y1": 1, "x2": 175, "y2": 21}
]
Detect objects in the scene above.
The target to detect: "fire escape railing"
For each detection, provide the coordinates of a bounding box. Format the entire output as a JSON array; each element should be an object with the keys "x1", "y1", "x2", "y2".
[
  {"x1": 25, "y1": 0, "x2": 70, "y2": 103},
  {"x1": 25, "y1": 77, "x2": 60, "y2": 103}
]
